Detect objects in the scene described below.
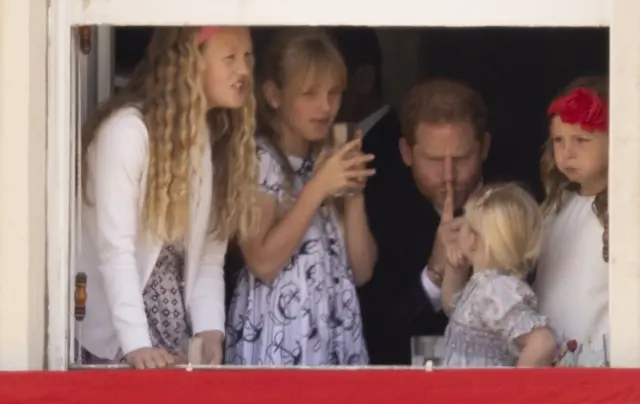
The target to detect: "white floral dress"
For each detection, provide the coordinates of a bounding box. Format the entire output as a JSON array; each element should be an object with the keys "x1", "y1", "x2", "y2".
[
  {"x1": 225, "y1": 137, "x2": 368, "y2": 366},
  {"x1": 444, "y1": 269, "x2": 557, "y2": 368}
]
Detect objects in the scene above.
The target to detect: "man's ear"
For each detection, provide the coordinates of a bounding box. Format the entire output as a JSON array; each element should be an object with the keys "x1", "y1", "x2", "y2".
[
  {"x1": 481, "y1": 132, "x2": 491, "y2": 161},
  {"x1": 353, "y1": 64, "x2": 376, "y2": 96},
  {"x1": 399, "y1": 137, "x2": 413, "y2": 167},
  {"x1": 262, "y1": 80, "x2": 281, "y2": 109}
]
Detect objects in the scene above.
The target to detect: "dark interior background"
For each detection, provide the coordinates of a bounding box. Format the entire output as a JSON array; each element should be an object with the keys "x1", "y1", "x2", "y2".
[{"x1": 421, "y1": 28, "x2": 608, "y2": 199}]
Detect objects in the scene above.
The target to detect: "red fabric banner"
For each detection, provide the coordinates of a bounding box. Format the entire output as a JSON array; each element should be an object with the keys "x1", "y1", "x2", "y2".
[{"x1": 0, "y1": 368, "x2": 638, "y2": 404}]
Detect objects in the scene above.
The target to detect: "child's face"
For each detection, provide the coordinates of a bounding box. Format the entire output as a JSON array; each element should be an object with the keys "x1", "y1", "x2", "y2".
[
  {"x1": 277, "y1": 71, "x2": 342, "y2": 143},
  {"x1": 550, "y1": 116, "x2": 608, "y2": 190},
  {"x1": 201, "y1": 27, "x2": 254, "y2": 109}
]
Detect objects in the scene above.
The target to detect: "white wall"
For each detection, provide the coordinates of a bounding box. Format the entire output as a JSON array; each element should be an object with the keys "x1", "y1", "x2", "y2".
[
  {"x1": 71, "y1": 0, "x2": 612, "y2": 26},
  {"x1": 0, "y1": 0, "x2": 47, "y2": 370},
  {"x1": 608, "y1": 0, "x2": 640, "y2": 368}
]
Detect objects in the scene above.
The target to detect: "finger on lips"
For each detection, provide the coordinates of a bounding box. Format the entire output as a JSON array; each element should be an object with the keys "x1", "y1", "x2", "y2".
[
  {"x1": 441, "y1": 190, "x2": 454, "y2": 222},
  {"x1": 441, "y1": 156, "x2": 455, "y2": 222}
]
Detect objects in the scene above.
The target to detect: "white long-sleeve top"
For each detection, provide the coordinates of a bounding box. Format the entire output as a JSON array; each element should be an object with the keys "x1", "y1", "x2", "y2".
[{"x1": 76, "y1": 107, "x2": 227, "y2": 360}]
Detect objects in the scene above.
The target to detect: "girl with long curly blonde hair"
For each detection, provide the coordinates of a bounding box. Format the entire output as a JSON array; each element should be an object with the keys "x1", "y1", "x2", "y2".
[
  {"x1": 225, "y1": 28, "x2": 377, "y2": 366},
  {"x1": 534, "y1": 76, "x2": 610, "y2": 367},
  {"x1": 77, "y1": 27, "x2": 258, "y2": 369}
]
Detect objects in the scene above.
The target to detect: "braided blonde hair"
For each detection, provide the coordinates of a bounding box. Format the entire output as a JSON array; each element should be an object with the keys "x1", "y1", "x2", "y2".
[{"x1": 81, "y1": 27, "x2": 258, "y2": 242}]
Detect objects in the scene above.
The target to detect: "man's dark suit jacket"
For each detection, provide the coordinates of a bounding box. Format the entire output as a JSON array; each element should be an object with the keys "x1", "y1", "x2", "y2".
[{"x1": 359, "y1": 109, "x2": 449, "y2": 365}]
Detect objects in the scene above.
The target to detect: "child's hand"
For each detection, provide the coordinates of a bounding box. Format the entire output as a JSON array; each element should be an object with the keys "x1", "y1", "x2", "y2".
[
  {"x1": 342, "y1": 128, "x2": 371, "y2": 194},
  {"x1": 125, "y1": 347, "x2": 175, "y2": 369},
  {"x1": 310, "y1": 138, "x2": 375, "y2": 199},
  {"x1": 198, "y1": 330, "x2": 224, "y2": 365}
]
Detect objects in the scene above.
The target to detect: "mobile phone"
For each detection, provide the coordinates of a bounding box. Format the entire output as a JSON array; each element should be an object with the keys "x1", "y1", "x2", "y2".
[{"x1": 332, "y1": 122, "x2": 357, "y2": 148}]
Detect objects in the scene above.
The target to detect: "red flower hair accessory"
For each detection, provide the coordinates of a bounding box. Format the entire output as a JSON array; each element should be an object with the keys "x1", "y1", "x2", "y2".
[
  {"x1": 547, "y1": 87, "x2": 608, "y2": 133},
  {"x1": 198, "y1": 26, "x2": 221, "y2": 44}
]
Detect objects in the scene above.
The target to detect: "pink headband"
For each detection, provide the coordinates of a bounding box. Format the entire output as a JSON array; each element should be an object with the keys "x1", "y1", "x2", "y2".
[{"x1": 198, "y1": 26, "x2": 221, "y2": 44}]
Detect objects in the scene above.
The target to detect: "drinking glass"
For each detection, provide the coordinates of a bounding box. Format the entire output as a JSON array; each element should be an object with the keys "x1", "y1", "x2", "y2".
[
  {"x1": 332, "y1": 122, "x2": 361, "y2": 197},
  {"x1": 411, "y1": 335, "x2": 445, "y2": 367}
]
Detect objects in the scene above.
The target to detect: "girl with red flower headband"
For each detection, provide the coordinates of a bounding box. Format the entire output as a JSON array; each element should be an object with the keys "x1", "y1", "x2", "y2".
[
  {"x1": 77, "y1": 27, "x2": 259, "y2": 368},
  {"x1": 534, "y1": 76, "x2": 610, "y2": 367}
]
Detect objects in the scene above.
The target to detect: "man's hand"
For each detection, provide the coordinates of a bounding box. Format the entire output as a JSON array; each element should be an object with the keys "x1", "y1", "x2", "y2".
[
  {"x1": 428, "y1": 156, "x2": 465, "y2": 276},
  {"x1": 426, "y1": 266, "x2": 444, "y2": 287}
]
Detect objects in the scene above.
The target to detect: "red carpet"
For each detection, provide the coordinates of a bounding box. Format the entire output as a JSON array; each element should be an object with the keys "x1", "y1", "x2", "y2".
[{"x1": 0, "y1": 368, "x2": 638, "y2": 404}]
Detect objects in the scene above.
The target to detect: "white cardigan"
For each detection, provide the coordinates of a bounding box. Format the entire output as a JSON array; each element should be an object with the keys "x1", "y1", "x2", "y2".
[{"x1": 76, "y1": 107, "x2": 227, "y2": 360}]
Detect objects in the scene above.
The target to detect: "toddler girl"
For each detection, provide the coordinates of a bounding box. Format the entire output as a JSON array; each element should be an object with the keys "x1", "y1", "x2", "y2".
[{"x1": 442, "y1": 183, "x2": 558, "y2": 367}]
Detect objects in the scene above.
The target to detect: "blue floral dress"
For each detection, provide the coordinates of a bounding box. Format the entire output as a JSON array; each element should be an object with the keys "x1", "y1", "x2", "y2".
[{"x1": 225, "y1": 137, "x2": 368, "y2": 366}]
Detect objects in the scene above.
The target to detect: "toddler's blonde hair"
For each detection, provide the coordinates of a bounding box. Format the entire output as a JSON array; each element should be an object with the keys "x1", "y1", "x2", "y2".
[{"x1": 464, "y1": 183, "x2": 543, "y2": 277}]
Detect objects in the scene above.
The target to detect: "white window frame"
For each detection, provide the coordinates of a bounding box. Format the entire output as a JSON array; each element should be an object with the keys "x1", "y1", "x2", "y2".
[{"x1": 47, "y1": 0, "x2": 640, "y2": 369}]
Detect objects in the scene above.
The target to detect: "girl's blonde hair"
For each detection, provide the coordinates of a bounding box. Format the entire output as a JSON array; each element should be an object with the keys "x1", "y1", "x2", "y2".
[
  {"x1": 256, "y1": 28, "x2": 347, "y2": 203},
  {"x1": 541, "y1": 75, "x2": 608, "y2": 228},
  {"x1": 81, "y1": 27, "x2": 258, "y2": 242},
  {"x1": 464, "y1": 183, "x2": 543, "y2": 277}
]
